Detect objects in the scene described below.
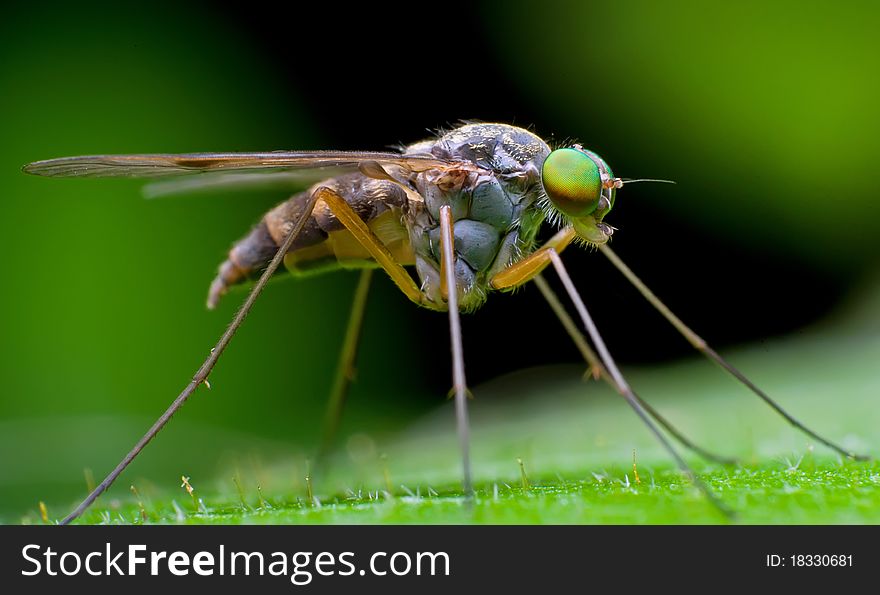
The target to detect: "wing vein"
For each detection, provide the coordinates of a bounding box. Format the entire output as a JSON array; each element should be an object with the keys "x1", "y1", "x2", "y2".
[{"x1": 23, "y1": 151, "x2": 461, "y2": 178}]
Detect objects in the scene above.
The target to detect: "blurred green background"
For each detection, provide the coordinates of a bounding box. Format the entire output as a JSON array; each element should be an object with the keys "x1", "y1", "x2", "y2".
[{"x1": 1, "y1": 1, "x2": 879, "y2": 521}]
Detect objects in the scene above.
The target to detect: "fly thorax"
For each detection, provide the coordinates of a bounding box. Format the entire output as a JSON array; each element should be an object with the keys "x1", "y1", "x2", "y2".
[
  {"x1": 403, "y1": 123, "x2": 552, "y2": 311},
  {"x1": 407, "y1": 168, "x2": 542, "y2": 311}
]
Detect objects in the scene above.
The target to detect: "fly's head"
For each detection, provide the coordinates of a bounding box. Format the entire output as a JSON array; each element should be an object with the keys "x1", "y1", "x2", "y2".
[{"x1": 540, "y1": 145, "x2": 621, "y2": 245}]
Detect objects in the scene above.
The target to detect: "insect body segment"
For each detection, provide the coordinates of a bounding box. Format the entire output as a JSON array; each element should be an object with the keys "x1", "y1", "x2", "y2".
[
  {"x1": 404, "y1": 125, "x2": 552, "y2": 311},
  {"x1": 208, "y1": 174, "x2": 410, "y2": 308}
]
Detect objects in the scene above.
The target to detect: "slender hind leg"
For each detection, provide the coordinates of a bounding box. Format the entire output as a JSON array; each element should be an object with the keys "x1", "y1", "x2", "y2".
[
  {"x1": 598, "y1": 244, "x2": 869, "y2": 461},
  {"x1": 490, "y1": 227, "x2": 734, "y2": 513},
  {"x1": 547, "y1": 250, "x2": 733, "y2": 517},
  {"x1": 532, "y1": 274, "x2": 738, "y2": 466},
  {"x1": 59, "y1": 188, "x2": 323, "y2": 525},
  {"x1": 318, "y1": 268, "x2": 374, "y2": 459}
]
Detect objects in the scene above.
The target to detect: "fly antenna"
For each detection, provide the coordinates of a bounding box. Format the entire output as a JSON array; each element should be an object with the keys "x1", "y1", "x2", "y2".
[{"x1": 620, "y1": 178, "x2": 677, "y2": 185}]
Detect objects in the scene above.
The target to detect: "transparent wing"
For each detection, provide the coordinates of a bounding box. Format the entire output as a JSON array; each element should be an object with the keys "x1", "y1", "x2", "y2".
[
  {"x1": 142, "y1": 170, "x2": 348, "y2": 199},
  {"x1": 22, "y1": 150, "x2": 460, "y2": 178}
]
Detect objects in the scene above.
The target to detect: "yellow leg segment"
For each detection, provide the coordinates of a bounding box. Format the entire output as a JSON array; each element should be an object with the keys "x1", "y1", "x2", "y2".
[
  {"x1": 490, "y1": 226, "x2": 577, "y2": 290},
  {"x1": 317, "y1": 187, "x2": 428, "y2": 306}
]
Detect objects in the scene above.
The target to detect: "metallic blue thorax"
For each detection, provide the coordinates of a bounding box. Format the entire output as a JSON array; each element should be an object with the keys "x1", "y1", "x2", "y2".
[{"x1": 401, "y1": 123, "x2": 551, "y2": 311}]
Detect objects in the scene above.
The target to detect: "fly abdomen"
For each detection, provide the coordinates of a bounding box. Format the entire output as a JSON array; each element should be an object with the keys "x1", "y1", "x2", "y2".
[
  {"x1": 207, "y1": 174, "x2": 411, "y2": 308},
  {"x1": 207, "y1": 219, "x2": 286, "y2": 309}
]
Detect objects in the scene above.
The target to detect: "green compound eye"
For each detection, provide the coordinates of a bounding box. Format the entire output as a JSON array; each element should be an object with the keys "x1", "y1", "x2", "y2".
[{"x1": 541, "y1": 148, "x2": 602, "y2": 217}]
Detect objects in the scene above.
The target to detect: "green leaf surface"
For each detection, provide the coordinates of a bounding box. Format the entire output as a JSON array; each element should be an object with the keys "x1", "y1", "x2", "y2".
[{"x1": 23, "y1": 283, "x2": 880, "y2": 525}]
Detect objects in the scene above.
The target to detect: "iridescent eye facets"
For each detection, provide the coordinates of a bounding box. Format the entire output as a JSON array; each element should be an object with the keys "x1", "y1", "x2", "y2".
[{"x1": 541, "y1": 148, "x2": 602, "y2": 217}]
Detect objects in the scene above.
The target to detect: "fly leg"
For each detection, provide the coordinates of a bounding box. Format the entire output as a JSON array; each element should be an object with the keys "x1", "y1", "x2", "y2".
[
  {"x1": 532, "y1": 275, "x2": 739, "y2": 465},
  {"x1": 547, "y1": 250, "x2": 733, "y2": 518},
  {"x1": 598, "y1": 244, "x2": 870, "y2": 461},
  {"x1": 317, "y1": 186, "x2": 432, "y2": 308},
  {"x1": 490, "y1": 241, "x2": 733, "y2": 516},
  {"x1": 318, "y1": 268, "x2": 373, "y2": 459},
  {"x1": 315, "y1": 189, "x2": 473, "y2": 496},
  {"x1": 59, "y1": 188, "x2": 323, "y2": 525},
  {"x1": 439, "y1": 205, "x2": 473, "y2": 498},
  {"x1": 491, "y1": 230, "x2": 737, "y2": 464},
  {"x1": 489, "y1": 226, "x2": 576, "y2": 290}
]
